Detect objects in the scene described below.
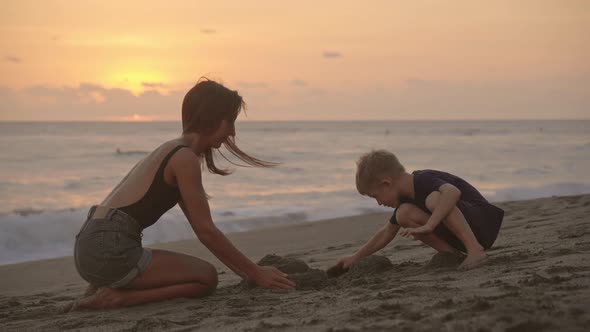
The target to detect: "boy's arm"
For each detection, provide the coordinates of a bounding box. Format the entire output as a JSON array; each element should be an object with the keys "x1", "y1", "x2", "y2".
[
  {"x1": 328, "y1": 221, "x2": 399, "y2": 276},
  {"x1": 351, "y1": 222, "x2": 400, "y2": 261},
  {"x1": 421, "y1": 183, "x2": 461, "y2": 231}
]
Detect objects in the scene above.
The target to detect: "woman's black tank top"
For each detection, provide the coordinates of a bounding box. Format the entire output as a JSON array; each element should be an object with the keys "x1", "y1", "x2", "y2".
[{"x1": 119, "y1": 145, "x2": 187, "y2": 228}]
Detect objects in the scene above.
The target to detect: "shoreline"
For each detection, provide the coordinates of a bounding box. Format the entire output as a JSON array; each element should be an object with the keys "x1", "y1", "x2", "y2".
[
  {"x1": 1, "y1": 190, "x2": 586, "y2": 268},
  {"x1": 0, "y1": 210, "x2": 391, "y2": 296},
  {"x1": 1, "y1": 194, "x2": 589, "y2": 331}
]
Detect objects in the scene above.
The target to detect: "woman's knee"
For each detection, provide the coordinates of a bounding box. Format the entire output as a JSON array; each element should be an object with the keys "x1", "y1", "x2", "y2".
[
  {"x1": 185, "y1": 263, "x2": 218, "y2": 297},
  {"x1": 200, "y1": 261, "x2": 219, "y2": 290}
]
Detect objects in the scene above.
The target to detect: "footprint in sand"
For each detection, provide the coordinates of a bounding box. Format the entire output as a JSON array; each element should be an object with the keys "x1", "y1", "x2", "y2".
[
  {"x1": 505, "y1": 320, "x2": 555, "y2": 332},
  {"x1": 518, "y1": 273, "x2": 570, "y2": 286},
  {"x1": 426, "y1": 252, "x2": 466, "y2": 269},
  {"x1": 129, "y1": 317, "x2": 181, "y2": 331},
  {"x1": 325, "y1": 243, "x2": 354, "y2": 251},
  {"x1": 545, "y1": 265, "x2": 588, "y2": 274}
]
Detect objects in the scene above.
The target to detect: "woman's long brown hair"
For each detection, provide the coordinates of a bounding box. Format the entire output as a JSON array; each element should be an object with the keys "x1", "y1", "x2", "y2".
[{"x1": 182, "y1": 77, "x2": 278, "y2": 175}]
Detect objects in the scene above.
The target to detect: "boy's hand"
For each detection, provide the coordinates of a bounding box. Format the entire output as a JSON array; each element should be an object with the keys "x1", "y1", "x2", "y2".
[
  {"x1": 252, "y1": 266, "x2": 296, "y2": 289},
  {"x1": 400, "y1": 224, "x2": 434, "y2": 238},
  {"x1": 327, "y1": 256, "x2": 355, "y2": 278},
  {"x1": 338, "y1": 255, "x2": 358, "y2": 269}
]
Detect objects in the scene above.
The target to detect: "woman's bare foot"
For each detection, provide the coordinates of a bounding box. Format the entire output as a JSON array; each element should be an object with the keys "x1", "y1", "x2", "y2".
[
  {"x1": 83, "y1": 284, "x2": 98, "y2": 297},
  {"x1": 69, "y1": 287, "x2": 125, "y2": 311},
  {"x1": 458, "y1": 251, "x2": 488, "y2": 271},
  {"x1": 60, "y1": 284, "x2": 99, "y2": 313}
]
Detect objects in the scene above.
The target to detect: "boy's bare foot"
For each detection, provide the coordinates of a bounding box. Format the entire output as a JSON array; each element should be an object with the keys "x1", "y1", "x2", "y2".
[
  {"x1": 458, "y1": 251, "x2": 488, "y2": 271},
  {"x1": 69, "y1": 287, "x2": 125, "y2": 311}
]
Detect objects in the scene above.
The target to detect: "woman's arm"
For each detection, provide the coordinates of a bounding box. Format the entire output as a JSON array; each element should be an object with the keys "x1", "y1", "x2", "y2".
[
  {"x1": 178, "y1": 200, "x2": 246, "y2": 277},
  {"x1": 171, "y1": 149, "x2": 294, "y2": 289}
]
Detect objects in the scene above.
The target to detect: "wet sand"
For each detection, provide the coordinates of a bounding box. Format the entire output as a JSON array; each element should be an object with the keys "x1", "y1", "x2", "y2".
[{"x1": 1, "y1": 194, "x2": 589, "y2": 331}]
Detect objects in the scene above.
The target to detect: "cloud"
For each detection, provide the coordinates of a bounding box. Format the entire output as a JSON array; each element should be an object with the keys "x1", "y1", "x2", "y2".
[
  {"x1": 235, "y1": 81, "x2": 268, "y2": 89},
  {"x1": 4, "y1": 56, "x2": 21, "y2": 63},
  {"x1": 141, "y1": 82, "x2": 168, "y2": 89},
  {"x1": 0, "y1": 84, "x2": 185, "y2": 121},
  {"x1": 395, "y1": 77, "x2": 590, "y2": 119},
  {"x1": 322, "y1": 51, "x2": 342, "y2": 59},
  {"x1": 0, "y1": 76, "x2": 588, "y2": 121},
  {"x1": 404, "y1": 79, "x2": 447, "y2": 88},
  {"x1": 289, "y1": 79, "x2": 308, "y2": 87},
  {"x1": 241, "y1": 76, "x2": 590, "y2": 120},
  {"x1": 201, "y1": 28, "x2": 217, "y2": 34}
]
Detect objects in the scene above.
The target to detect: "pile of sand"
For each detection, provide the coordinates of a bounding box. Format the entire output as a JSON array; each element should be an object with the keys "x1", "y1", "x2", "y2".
[
  {"x1": 239, "y1": 254, "x2": 397, "y2": 291},
  {"x1": 239, "y1": 254, "x2": 330, "y2": 290}
]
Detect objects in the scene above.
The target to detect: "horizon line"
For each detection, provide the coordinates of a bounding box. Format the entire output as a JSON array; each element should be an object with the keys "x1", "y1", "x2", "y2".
[{"x1": 1, "y1": 118, "x2": 589, "y2": 123}]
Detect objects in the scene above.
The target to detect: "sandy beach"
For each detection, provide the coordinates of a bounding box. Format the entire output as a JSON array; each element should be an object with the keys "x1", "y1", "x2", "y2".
[{"x1": 1, "y1": 194, "x2": 589, "y2": 331}]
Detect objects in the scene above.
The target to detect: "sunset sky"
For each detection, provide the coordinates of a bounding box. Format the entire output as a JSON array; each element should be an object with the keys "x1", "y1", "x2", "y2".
[{"x1": 1, "y1": 0, "x2": 588, "y2": 121}]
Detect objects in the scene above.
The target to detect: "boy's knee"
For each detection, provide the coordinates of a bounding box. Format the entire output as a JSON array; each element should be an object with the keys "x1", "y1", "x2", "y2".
[
  {"x1": 395, "y1": 203, "x2": 415, "y2": 227},
  {"x1": 425, "y1": 191, "x2": 441, "y2": 211}
]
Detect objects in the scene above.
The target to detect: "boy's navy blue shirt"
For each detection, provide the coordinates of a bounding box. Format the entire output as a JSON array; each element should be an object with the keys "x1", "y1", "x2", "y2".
[
  {"x1": 390, "y1": 169, "x2": 504, "y2": 250},
  {"x1": 410, "y1": 169, "x2": 491, "y2": 209}
]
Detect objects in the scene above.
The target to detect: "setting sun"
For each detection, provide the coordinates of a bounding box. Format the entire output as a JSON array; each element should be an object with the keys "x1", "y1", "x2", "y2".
[{"x1": 103, "y1": 67, "x2": 168, "y2": 95}]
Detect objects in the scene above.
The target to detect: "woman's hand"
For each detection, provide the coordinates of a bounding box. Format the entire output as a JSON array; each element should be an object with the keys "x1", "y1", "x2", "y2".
[{"x1": 252, "y1": 266, "x2": 295, "y2": 289}]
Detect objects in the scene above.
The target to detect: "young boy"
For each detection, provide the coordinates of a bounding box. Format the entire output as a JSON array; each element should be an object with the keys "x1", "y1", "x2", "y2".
[{"x1": 335, "y1": 150, "x2": 504, "y2": 271}]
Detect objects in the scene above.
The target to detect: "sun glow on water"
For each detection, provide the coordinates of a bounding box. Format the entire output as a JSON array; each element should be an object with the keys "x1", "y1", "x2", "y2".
[{"x1": 103, "y1": 113, "x2": 157, "y2": 122}]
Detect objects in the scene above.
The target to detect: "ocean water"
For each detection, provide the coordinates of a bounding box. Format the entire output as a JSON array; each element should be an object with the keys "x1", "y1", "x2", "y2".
[{"x1": 0, "y1": 120, "x2": 589, "y2": 265}]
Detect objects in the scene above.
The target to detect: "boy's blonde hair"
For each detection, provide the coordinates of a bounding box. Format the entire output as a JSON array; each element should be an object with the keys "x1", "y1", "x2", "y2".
[{"x1": 356, "y1": 150, "x2": 405, "y2": 195}]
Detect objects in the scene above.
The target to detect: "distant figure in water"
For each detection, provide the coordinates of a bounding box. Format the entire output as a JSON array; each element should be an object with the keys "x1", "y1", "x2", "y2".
[
  {"x1": 330, "y1": 150, "x2": 504, "y2": 273},
  {"x1": 115, "y1": 148, "x2": 148, "y2": 156},
  {"x1": 71, "y1": 78, "x2": 294, "y2": 310}
]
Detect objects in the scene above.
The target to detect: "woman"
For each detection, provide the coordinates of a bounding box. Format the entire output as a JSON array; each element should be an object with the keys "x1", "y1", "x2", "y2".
[{"x1": 72, "y1": 78, "x2": 295, "y2": 310}]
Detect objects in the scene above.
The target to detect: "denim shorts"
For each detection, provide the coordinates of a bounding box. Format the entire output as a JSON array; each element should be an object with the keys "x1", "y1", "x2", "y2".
[{"x1": 74, "y1": 206, "x2": 152, "y2": 288}]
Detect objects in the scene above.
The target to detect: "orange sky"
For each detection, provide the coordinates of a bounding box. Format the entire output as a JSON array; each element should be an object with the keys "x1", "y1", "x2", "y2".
[{"x1": 0, "y1": 0, "x2": 588, "y2": 121}]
